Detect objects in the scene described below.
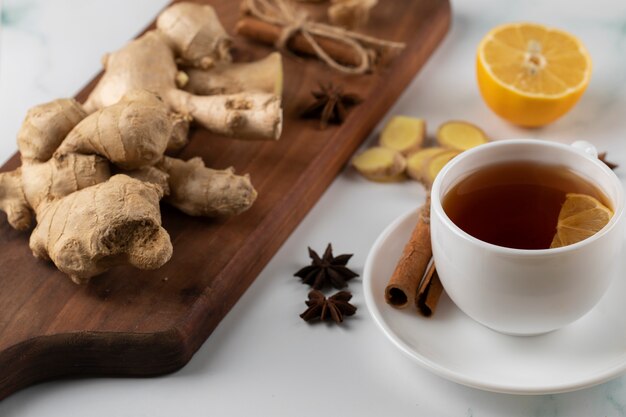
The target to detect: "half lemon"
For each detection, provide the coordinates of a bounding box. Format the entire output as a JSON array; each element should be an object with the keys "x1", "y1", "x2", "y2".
[{"x1": 477, "y1": 22, "x2": 592, "y2": 127}]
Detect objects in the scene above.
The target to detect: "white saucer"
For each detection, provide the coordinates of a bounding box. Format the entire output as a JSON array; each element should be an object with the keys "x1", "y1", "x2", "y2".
[{"x1": 363, "y1": 208, "x2": 626, "y2": 395}]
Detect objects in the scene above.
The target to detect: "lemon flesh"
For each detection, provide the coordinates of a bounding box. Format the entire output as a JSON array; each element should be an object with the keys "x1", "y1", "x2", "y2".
[{"x1": 550, "y1": 193, "x2": 612, "y2": 248}]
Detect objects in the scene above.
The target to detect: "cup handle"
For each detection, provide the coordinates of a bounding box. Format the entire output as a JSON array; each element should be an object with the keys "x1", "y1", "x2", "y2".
[{"x1": 571, "y1": 140, "x2": 599, "y2": 159}]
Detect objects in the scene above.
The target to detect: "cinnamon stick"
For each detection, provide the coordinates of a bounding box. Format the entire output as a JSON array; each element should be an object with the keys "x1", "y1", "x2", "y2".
[
  {"x1": 417, "y1": 263, "x2": 443, "y2": 317},
  {"x1": 384, "y1": 197, "x2": 432, "y2": 309},
  {"x1": 235, "y1": 17, "x2": 364, "y2": 67}
]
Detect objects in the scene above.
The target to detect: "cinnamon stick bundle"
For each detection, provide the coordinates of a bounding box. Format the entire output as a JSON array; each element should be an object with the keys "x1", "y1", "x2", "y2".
[
  {"x1": 384, "y1": 197, "x2": 432, "y2": 310},
  {"x1": 235, "y1": 17, "x2": 365, "y2": 67}
]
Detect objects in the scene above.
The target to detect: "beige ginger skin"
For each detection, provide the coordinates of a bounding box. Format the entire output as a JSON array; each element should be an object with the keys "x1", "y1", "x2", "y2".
[
  {"x1": 0, "y1": 169, "x2": 31, "y2": 231},
  {"x1": 17, "y1": 98, "x2": 87, "y2": 163},
  {"x1": 0, "y1": 2, "x2": 283, "y2": 283},
  {"x1": 57, "y1": 90, "x2": 173, "y2": 170},
  {"x1": 21, "y1": 154, "x2": 111, "y2": 213},
  {"x1": 159, "y1": 157, "x2": 257, "y2": 217},
  {"x1": 156, "y1": 2, "x2": 232, "y2": 69},
  {"x1": 184, "y1": 52, "x2": 283, "y2": 96}
]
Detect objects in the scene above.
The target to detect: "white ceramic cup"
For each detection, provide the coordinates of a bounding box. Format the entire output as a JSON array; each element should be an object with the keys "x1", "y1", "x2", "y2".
[{"x1": 430, "y1": 139, "x2": 625, "y2": 336}]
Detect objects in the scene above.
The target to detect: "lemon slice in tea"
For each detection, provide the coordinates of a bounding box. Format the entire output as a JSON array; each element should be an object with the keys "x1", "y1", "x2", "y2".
[{"x1": 550, "y1": 193, "x2": 613, "y2": 248}]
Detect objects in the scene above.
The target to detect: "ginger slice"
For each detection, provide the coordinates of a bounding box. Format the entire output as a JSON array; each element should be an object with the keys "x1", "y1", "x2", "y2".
[
  {"x1": 352, "y1": 147, "x2": 406, "y2": 181},
  {"x1": 379, "y1": 116, "x2": 426, "y2": 156},
  {"x1": 406, "y1": 147, "x2": 447, "y2": 182},
  {"x1": 422, "y1": 149, "x2": 460, "y2": 186},
  {"x1": 436, "y1": 121, "x2": 488, "y2": 151}
]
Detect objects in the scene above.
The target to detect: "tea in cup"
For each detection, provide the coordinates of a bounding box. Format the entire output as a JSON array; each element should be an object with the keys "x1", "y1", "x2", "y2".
[{"x1": 430, "y1": 139, "x2": 624, "y2": 335}]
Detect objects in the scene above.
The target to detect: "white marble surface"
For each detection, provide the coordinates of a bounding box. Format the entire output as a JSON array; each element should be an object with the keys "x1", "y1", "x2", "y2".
[{"x1": 1, "y1": 0, "x2": 626, "y2": 415}]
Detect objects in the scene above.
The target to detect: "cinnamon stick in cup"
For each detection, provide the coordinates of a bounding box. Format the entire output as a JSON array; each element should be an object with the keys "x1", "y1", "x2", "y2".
[
  {"x1": 384, "y1": 196, "x2": 432, "y2": 309},
  {"x1": 417, "y1": 263, "x2": 444, "y2": 317}
]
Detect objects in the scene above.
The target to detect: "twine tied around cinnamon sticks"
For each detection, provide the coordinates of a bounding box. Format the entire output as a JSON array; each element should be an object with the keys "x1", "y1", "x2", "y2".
[{"x1": 239, "y1": 0, "x2": 406, "y2": 74}]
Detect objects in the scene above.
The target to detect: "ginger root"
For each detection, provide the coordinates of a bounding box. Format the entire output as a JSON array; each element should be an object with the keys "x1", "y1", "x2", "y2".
[
  {"x1": 352, "y1": 147, "x2": 406, "y2": 181},
  {"x1": 84, "y1": 31, "x2": 177, "y2": 112},
  {"x1": 30, "y1": 175, "x2": 172, "y2": 284},
  {"x1": 436, "y1": 121, "x2": 489, "y2": 151},
  {"x1": 379, "y1": 116, "x2": 425, "y2": 156},
  {"x1": 184, "y1": 52, "x2": 283, "y2": 96},
  {"x1": 1, "y1": 2, "x2": 277, "y2": 284},
  {"x1": 166, "y1": 90, "x2": 282, "y2": 140},
  {"x1": 21, "y1": 154, "x2": 111, "y2": 213},
  {"x1": 57, "y1": 90, "x2": 172, "y2": 170},
  {"x1": 84, "y1": 2, "x2": 283, "y2": 141},
  {"x1": 156, "y1": 2, "x2": 232, "y2": 69},
  {"x1": 159, "y1": 157, "x2": 257, "y2": 217},
  {"x1": 17, "y1": 98, "x2": 87, "y2": 163}
]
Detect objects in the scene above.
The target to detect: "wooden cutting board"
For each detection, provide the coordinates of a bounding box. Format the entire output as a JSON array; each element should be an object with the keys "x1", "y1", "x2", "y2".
[{"x1": 0, "y1": 0, "x2": 450, "y2": 399}]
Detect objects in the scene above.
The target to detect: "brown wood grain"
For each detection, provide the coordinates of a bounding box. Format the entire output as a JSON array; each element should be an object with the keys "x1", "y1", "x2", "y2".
[{"x1": 0, "y1": 0, "x2": 450, "y2": 400}]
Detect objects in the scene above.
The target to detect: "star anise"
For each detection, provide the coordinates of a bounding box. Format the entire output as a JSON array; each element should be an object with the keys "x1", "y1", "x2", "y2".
[
  {"x1": 301, "y1": 82, "x2": 362, "y2": 129},
  {"x1": 294, "y1": 244, "x2": 359, "y2": 290},
  {"x1": 300, "y1": 290, "x2": 357, "y2": 323},
  {"x1": 598, "y1": 152, "x2": 619, "y2": 170}
]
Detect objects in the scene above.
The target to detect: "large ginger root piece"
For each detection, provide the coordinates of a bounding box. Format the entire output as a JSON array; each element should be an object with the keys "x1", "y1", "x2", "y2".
[
  {"x1": 167, "y1": 90, "x2": 282, "y2": 140},
  {"x1": 58, "y1": 90, "x2": 172, "y2": 170},
  {"x1": 159, "y1": 157, "x2": 257, "y2": 217},
  {"x1": 30, "y1": 175, "x2": 172, "y2": 284},
  {"x1": 0, "y1": 169, "x2": 32, "y2": 231},
  {"x1": 18, "y1": 98, "x2": 87, "y2": 163},
  {"x1": 85, "y1": 3, "x2": 282, "y2": 139},
  {"x1": 156, "y1": 2, "x2": 232, "y2": 69},
  {"x1": 184, "y1": 52, "x2": 283, "y2": 96}
]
